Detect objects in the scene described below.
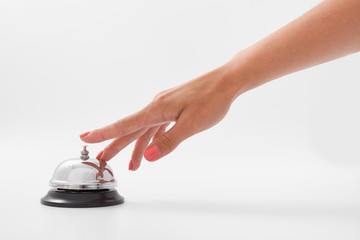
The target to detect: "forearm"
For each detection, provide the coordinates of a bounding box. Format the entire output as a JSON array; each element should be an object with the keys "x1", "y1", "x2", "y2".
[{"x1": 223, "y1": 0, "x2": 360, "y2": 100}]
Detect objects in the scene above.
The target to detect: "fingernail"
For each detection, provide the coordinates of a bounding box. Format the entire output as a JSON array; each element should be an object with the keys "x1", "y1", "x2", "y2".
[
  {"x1": 144, "y1": 145, "x2": 161, "y2": 162},
  {"x1": 96, "y1": 150, "x2": 104, "y2": 160},
  {"x1": 80, "y1": 131, "x2": 90, "y2": 138},
  {"x1": 128, "y1": 160, "x2": 133, "y2": 171}
]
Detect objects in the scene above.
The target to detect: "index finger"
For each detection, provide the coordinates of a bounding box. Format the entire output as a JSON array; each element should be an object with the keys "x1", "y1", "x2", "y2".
[{"x1": 80, "y1": 107, "x2": 167, "y2": 143}]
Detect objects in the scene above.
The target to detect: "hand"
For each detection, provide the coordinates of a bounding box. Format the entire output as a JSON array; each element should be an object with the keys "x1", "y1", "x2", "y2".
[{"x1": 80, "y1": 65, "x2": 236, "y2": 171}]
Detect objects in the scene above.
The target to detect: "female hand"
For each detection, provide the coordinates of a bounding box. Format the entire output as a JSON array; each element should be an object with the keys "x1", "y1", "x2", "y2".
[{"x1": 80, "y1": 64, "x2": 237, "y2": 171}]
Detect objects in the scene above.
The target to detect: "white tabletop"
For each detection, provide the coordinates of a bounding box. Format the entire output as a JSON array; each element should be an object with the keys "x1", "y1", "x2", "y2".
[{"x1": 2, "y1": 138, "x2": 360, "y2": 240}]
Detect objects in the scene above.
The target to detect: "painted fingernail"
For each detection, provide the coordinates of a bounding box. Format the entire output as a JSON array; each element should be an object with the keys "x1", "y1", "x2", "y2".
[
  {"x1": 96, "y1": 150, "x2": 104, "y2": 160},
  {"x1": 128, "y1": 160, "x2": 133, "y2": 171},
  {"x1": 144, "y1": 145, "x2": 161, "y2": 162},
  {"x1": 80, "y1": 131, "x2": 90, "y2": 138}
]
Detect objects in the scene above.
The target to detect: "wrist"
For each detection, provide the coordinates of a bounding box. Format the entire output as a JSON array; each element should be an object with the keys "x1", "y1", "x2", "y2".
[
  {"x1": 220, "y1": 47, "x2": 276, "y2": 102},
  {"x1": 217, "y1": 52, "x2": 253, "y2": 102}
]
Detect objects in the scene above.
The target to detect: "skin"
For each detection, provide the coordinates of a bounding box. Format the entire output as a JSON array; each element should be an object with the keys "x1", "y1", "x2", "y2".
[{"x1": 81, "y1": 0, "x2": 360, "y2": 171}]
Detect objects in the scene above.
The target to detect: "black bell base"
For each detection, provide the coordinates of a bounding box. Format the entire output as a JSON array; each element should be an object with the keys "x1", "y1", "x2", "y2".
[{"x1": 41, "y1": 188, "x2": 124, "y2": 208}]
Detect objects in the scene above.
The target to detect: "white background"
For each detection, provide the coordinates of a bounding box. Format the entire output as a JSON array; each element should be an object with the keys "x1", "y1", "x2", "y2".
[{"x1": 1, "y1": 0, "x2": 360, "y2": 239}]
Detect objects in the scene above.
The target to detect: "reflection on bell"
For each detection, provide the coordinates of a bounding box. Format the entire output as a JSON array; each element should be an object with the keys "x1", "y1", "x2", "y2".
[{"x1": 41, "y1": 146, "x2": 124, "y2": 208}]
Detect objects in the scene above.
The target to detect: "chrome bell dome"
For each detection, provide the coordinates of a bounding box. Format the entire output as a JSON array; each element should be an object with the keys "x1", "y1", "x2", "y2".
[{"x1": 49, "y1": 146, "x2": 117, "y2": 190}]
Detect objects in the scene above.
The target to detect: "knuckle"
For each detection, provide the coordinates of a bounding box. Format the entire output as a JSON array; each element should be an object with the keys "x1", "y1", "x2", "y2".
[
  {"x1": 153, "y1": 90, "x2": 167, "y2": 101},
  {"x1": 114, "y1": 118, "x2": 124, "y2": 127},
  {"x1": 160, "y1": 134, "x2": 175, "y2": 151},
  {"x1": 145, "y1": 102, "x2": 167, "y2": 123},
  {"x1": 98, "y1": 130, "x2": 107, "y2": 141},
  {"x1": 113, "y1": 118, "x2": 127, "y2": 135},
  {"x1": 152, "y1": 90, "x2": 172, "y2": 106}
]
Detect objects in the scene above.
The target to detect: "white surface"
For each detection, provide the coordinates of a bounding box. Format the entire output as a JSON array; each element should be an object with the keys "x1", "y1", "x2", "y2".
[{"x1": 1, "y1": 0, "x2": 360, "y2": 239}]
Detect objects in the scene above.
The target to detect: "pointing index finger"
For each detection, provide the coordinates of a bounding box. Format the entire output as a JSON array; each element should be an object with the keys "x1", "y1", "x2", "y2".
[{"x1": 80, "y1": 107, "x2": 166, "y2": 143}]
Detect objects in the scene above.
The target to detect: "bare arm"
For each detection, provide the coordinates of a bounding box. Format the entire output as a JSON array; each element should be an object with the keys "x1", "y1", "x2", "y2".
[
  {"x1": 81, "y1": 0, "x2": 360, "y2": 171},
  {"x1": 226, "y1": 0, "x2": 360, "y2": 98}
]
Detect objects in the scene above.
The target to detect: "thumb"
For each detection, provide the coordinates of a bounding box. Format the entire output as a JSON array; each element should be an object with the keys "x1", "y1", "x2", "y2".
[{"x1": 144, "y1": 120, "x2": 190, "y2": 162}]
